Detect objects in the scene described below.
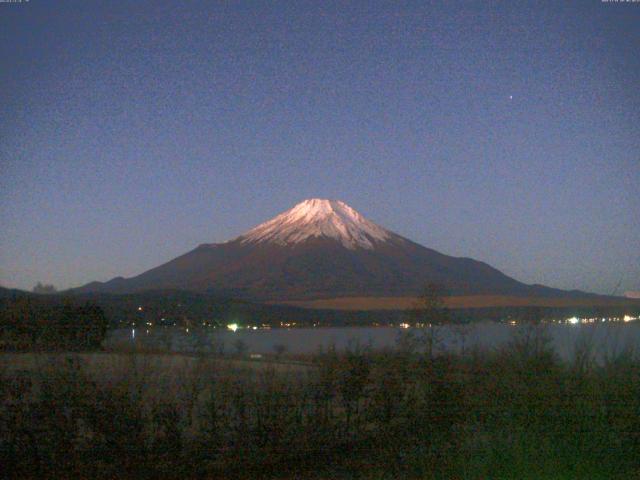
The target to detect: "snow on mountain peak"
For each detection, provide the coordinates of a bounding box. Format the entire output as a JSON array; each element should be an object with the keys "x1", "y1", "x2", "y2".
[{"x1": 238, "y1": 199, "x2": 390, "y2": 249}]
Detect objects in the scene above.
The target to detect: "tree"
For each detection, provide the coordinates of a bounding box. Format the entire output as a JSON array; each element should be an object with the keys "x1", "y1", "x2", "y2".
[
  {"x1": 413, "y1": 283, "x2": 450, "y2": 359},
  {"x1": 273, "y1": 343, "x2": 287, "y2": 359},
  {"x1": 233, "y1": 339, "x2": 248, "y2": 357},
  {"x1": 338, "y1": 346, "x2": 370, "y2": 432},
  {"x1": 46, "y1": 301, "x2": 109, "y2": 350},
  {"x1": 452, "y1": 315, "x2": 474, "y2": 355},
  {"x1": 32, "y1": 282, "x2": 57, "y2": 294},
  {"x1": 0, "y1": 298, "x2": 108, "y2": 350},
  {"x1": 192, "y1": 327, "x2": 211, "y2": 354},
  {"x1": 78, "y1": 303, "x2": 109, "y2": 349},
  {"x1": 0, "y1": 297, "x2": 39, "y2": 348}
]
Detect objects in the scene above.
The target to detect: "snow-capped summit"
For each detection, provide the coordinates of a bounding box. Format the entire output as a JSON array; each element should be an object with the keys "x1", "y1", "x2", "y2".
[
  {"x1": 238, "y1": 199, "x2": 390, "y2": 249},
  {"x1": 74, "y1": 198, "x2": 583, "y2": 303}
]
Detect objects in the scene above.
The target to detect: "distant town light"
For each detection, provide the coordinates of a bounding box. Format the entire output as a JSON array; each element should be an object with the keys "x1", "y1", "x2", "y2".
[
  {"x1": 227, "y1": 323, "x2": 239, "y2": 332},
  {"x1": 623, "y1": 315, "x2": 636, "y2": 323},
  {"x1": 138, "y1": 306, "x2": 143, "y2": 311},
  {"x1": 567, "y1": 317, "x2": 579, "y2": 325},
  {"x1": 399, "y1": 322, "x2": 410, "y2": 329}
]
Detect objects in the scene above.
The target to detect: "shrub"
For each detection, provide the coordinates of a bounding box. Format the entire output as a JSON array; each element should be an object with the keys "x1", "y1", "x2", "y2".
[{"x1": 1, "y1": 340, "x2": 639, "y2": 478}]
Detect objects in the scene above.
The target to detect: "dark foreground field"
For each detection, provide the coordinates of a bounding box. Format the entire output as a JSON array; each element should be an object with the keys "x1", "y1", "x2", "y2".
[{"x1": 1, "y1": 329, "x2": 639, "y2": 479}]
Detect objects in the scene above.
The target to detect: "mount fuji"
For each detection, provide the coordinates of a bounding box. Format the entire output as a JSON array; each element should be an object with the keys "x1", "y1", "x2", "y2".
[{"x1": 74, "y1": 199, "x2": 584, "y2": 302}]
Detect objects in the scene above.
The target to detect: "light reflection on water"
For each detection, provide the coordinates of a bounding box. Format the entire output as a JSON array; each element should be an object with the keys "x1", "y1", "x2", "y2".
[{"x1": 108, "y1": 322, "x2": 640, "y2": 361}]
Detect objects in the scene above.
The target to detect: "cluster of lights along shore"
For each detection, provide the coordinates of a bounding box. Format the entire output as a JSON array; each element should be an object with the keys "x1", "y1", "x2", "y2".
[{"x1": 128, "y1": 305, "x2": 639, "y2": 335}]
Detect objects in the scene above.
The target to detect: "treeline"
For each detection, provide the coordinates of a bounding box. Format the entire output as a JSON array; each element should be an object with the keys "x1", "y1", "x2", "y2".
[
  {"x1": 452, "y1": 304, "x2": 640, "y2": 322},
  {"x1": 87, "y1": 292, "x2": 640, "y2": 328},
  {"x1": 2, "y1": 335, "x2": 639, "y2": 478},
  {"x1": 1, "y1": 287, "x2": 638, "y2": 331},
  {"x1": 0, "y1": 297, "x2": 108, "y2": 351}
]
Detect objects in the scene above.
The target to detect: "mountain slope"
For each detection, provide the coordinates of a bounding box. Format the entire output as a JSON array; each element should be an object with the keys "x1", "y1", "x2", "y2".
[{"x1": 74, "y1": 199, "x2": 587, "y2": 301}]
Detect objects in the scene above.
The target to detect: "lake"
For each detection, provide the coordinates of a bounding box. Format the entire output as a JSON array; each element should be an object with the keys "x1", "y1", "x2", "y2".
[{"x1": 106, "y1": 321, "x2": 640, "y2": 361}]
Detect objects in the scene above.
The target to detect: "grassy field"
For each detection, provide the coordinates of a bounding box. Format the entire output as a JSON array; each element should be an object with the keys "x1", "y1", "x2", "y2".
[
  {"x1": 0, "y1": 351, "x2": 312, "y2": 376},
  {"x1": 2, "y1": 328, "x2": 639, "y2": 479},
  {"x1": 274, "y1": 294, "x2": 640, "y2": 310}
]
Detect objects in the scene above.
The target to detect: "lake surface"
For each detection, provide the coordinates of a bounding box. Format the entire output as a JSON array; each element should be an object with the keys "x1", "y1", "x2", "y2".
[{"x1": 106, "y1": 322, "x2": 640, "y2": 361}]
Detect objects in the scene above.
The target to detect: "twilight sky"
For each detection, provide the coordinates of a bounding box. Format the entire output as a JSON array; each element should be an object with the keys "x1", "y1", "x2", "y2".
[{"x1": 1, "y1": 0, "x2": 639, "y2": 295}]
